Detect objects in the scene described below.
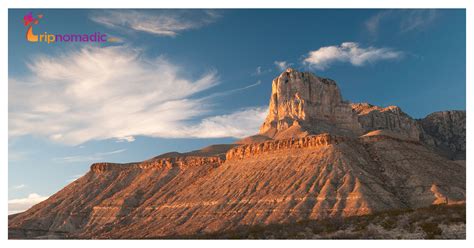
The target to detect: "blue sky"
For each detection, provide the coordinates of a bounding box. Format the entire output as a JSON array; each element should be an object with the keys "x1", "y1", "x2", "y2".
[{"x1": 8, "y1": 9, "x2": 465, "y2": 213}]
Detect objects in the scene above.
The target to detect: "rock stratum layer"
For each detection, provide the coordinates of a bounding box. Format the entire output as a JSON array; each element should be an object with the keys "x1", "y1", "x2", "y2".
[{"x1": 9, "y1": 69, "x2": 465, "y2": 239}]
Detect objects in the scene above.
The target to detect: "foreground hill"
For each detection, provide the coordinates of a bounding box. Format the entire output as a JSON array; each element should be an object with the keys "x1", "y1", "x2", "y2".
[{"x1": 9, "y1": 69, "x2": 465, "y2": 239}]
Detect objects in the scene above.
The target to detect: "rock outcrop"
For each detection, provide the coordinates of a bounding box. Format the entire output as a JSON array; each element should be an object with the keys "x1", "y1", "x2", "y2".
[
  {"x1": 351, "y1": 103, "x2": 420, "y2": 141},
  {"x1": 256, "y1": 69, "x2": 465, "y2": 159},
  {"x1": 259, "y1": 68, "x2": 361, "y2": 138},
  {"x1": 418, "y1": 111, "x2": 466, "y2": 160}
]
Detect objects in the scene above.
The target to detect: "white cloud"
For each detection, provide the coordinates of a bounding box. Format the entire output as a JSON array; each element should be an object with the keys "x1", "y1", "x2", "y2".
[
  {"x1": 116, "y1": 136, "x2": 136, "y2": 143},
  {"x1": 203, "y1": 81, "x2": 262, "y2": 100},
  {"x1": 253, "y1": 66, "x2": 271, "y2": 76},
  {"x1": 274, "y1": 61, "x2": 291, "y2": 71},
  {"x1": 400, "y1": 10, "x2": 437, "y2": 33},
  {"x1": 9, "y1": 193, "x2": 48, "y2": 215},
  {"x1": 303, "y1": 42, "x2": 402, "y2": 70},
  {"x1": 53, "y1": 149, "x2": 127, "y2": 163},
  {"x1": 90, "y1": 10, "x2": 220, "y2": 37},
  {"x1": 365, "y1": 10, "x2": 437, "y2": 36},
  {"x1": 11, "y1": 184, "x2": 27, "y2": 190},
  {"x1": 177, "y1": 107, "x2": 268, "y2": 138},
  {"x1": 10, "y1": 46, "x2": 266, "y2": 145},
  {"x1": 365, "y1": 11, "x2": 392, "y2": 35},
  {"x1": 9, "y1": 46, "x2": 219, "y2": 145}
]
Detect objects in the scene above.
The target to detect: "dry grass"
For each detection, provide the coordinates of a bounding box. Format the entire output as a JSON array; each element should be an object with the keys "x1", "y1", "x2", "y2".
[{"x1": 168, "y1": 204, "x2": 465, "y2": 239}]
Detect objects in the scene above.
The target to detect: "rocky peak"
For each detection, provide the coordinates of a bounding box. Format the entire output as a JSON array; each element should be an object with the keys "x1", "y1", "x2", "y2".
[
  {"x1": 351, "y1": 103, "x2": 420, "y2": 141},
  {"x1": 257, "y1": 69, "x2": 440, "y2": 143},
  {"x1": 259, "y1": 68, "x2": 361, "y2": 138}
]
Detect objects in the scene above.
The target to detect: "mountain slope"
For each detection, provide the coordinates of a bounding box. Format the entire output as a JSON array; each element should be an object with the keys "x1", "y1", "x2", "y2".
[
  {"x1": 9, "y1": 69, "x2": 466, "y2": 239},
  {"x1": 9, "y1": 134, "x2": 465, "y2": 238}
]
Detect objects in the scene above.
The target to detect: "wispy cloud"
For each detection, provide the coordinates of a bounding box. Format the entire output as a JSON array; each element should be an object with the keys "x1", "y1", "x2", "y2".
[
  {"x1": 8, "y1": 151, "x2": 28, "y2": 162},
  {"x1": 274, "y1": 61, "x2": 292, "y2": 71},
  {"x1": 253, "y1": 66, "x2": 271, "y2": 76},
  {"x1": 11, "y1": 184, "x2": 27, "y2": 190},
  {"x1": 66, "y1": 173, "x2": 86, "y2": 183},
  {"x1": 399, "y1": 10, "x2": 438, "y2": 33},
  {"x1": 365, "y1": 11, "x2": 389, "y2": 35},
  {"x1": 176, "y1": 107, "x2": 268, "y2": 138},
  {"x1": 8, "y1": 193, "x2": 48, "y2": 215},
  {"x1": 303, "y1": 42, "x2": 402, "y2": 70},
  {"x1": 90, "y1": 10, "x2": 220, "y2": 37},
  {"x1": 9, "y1": 46, "x2": 219, "y2": 145},
  {"x1": 203, "y1": 81, "x2": 262, "y2": 99},
  {"x1": 10, "y1": 46, "x2": 265, "y2": 145},
  {"x1": 115, "y1": 136, "x2": 136, "y2": 143},
  {"x1": 53, "y1": 149, "x2": 127, "y2": 163},
  {"x1": 365, "y1": 10, "x2": 438, "y2": 37}
]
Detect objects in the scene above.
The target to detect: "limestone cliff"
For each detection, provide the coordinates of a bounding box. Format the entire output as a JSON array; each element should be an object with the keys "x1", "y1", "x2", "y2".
[
  {"x1": 351, "y1": 103, "x2": 420, "y2": 141},
  {"x1": 418, "y1": 111, "x2": 466, "y2": 160},
  {"x1": 257, "y1": 69, "x2": 464, "y2": 156},
  {"x1": 259, "y1": 68, "x2": 361, "y2": 138}
]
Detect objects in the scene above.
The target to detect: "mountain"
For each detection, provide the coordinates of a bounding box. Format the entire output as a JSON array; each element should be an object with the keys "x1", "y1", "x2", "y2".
[
  {"x1": 9, "y1": 69, "x2": 466, "y2": 239},
  {"x1": 419, "y1": 111, "x2": 466, "y2": 160}
]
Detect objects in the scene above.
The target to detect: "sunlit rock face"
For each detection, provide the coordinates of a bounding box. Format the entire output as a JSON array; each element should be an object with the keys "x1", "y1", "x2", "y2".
[
  {"x1": 351, "y1": 103, "x2": 421, "y2": 141},
  {"x1": 8, "y1": 133, "x2": 466, "y2": 239},
  {"x1": 259, "y1": 68, "x2": 422, "y2": 141},
  {"x1": 259, "y1": 68, "x2": 361, "y2": 138}
]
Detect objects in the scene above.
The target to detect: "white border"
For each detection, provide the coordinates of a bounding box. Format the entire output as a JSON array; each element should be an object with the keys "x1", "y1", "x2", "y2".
[{"x1": 1, "y1": 0, "x2": 472, "y2": 247}]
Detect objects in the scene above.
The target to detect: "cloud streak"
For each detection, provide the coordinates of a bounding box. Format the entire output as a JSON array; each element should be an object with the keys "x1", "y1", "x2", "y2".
[
  {"x1": 90, "y1": 10, "x2": 220, "y2": 37},
  {"x1": 303, "y1": 42, "x2": 402, "y2": 70},
  {"x1": 177, "y1": 107, "x2": 268, "y2": 138},
  {"x1": 9, "y1": 46, "x2": 218, "y2": 145},
  {"x1": 274, "y1": 61, "x2": 291, "y2": 71},
  {"x1": 9, "y1": 46, "x2": 266, "y2": 145},
  {"x1": 9, "y1": 193, "x2": 48, "y2": 215},
  {"x1": 11, "y1": 184, "x2": 27, "y2": 190},
  {"x1": 53, "y1": 149, "x2": 127, "y2": 163},
  {"x1": 365, "y1": 10, "x2": 438, "y2": 37}
]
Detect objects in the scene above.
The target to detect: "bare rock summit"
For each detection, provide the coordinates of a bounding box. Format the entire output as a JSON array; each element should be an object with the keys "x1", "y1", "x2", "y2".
[
  {"x1": 258, "y1": 69, "x2": 425, "y2": 142},
  {"x1": 259, "y1": 68, "x2": 361, "y2": 138}
]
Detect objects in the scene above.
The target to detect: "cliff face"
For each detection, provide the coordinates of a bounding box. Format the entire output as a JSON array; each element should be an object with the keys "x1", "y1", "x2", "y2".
[
  {"x1": 351, "y1": 103, "x2": 420, "y2": 141},
  {"x1": 257, "y1": 69, "x2": 465, "y2": 159},
  {"x1": 258, "y1": 69, "x2": 420, "y2": 142},
  {"x1": 418, "y1": 111, "x2": 466, "y2": 160},
  {"x1": 259, "y1": 68, "x2": 361, "y2": 138}
]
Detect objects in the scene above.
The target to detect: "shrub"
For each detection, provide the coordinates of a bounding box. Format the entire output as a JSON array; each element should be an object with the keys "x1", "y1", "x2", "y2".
[{"x1": 420, "y1": 222, "x2": 442, "y2": 239}]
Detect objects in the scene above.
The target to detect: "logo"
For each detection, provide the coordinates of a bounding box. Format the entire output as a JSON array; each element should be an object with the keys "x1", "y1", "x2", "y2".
[
  {"x1": 23, "y1": 12, "x2": 118, "y2": 44},
  {"x1": 23, "y1": 12, "x2": 42, "y2": 42}
]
